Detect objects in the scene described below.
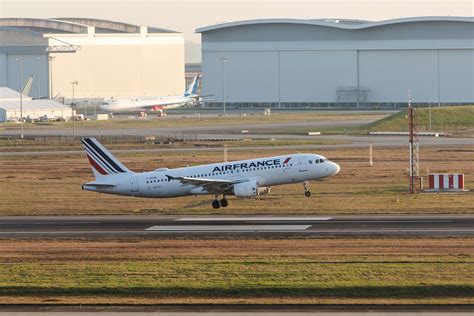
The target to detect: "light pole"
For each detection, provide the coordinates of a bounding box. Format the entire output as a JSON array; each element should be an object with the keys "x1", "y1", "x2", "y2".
[
  {"x1": 15, "y1": 58, "x2": 24, "y2": 139},
  {"x1": 220, "y1": 57, "x2": 227, "y2": 116},
  {"x1": 36, "y1": 57, "x2": 41, "y2": 98},
  {"x1": 70, "y1": 80, "x2": 79, "y2": 138},
  {"x1": 429, "y1": 103, "x2": 432, "y2": 131},
  {"x1": 48, "y1": 56, "x2": 55, "y2": 98}
]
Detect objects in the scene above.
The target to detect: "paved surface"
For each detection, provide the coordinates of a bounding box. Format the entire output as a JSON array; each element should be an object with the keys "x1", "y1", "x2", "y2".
[
  {"x1": 0, "y1": 215, "x2": 473, "y2": 238},
  {"x1": 1, "y1": 135, "x2": 472, "y2": 157}
]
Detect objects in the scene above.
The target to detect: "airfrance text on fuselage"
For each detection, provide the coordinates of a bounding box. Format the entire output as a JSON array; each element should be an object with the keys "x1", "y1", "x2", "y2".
[{"x1": 212, "y1": 158, "x2": 290, "y2": 173}]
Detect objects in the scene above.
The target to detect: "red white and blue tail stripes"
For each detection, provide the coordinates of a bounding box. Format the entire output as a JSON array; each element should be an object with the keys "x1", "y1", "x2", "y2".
[{"x1": 82, "y1": 138, "x2": 130, "y2": 176}]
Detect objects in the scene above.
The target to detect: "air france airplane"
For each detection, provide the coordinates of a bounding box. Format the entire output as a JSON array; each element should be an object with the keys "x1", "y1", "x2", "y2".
[
  {"x1": 81, "y1": 138, "x2": 340, "y2": 208},
  {"x1": 100, "y1": 75, "x2": 204, "y2": 115}
]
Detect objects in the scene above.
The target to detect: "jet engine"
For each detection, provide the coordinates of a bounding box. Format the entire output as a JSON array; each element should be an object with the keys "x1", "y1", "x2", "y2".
[
  {"x1": 233, "y1": 181, "x2": 258, "y2": 197},
  {"x1": 258, "y1": 186, "x2": 271, "y2": 195},
  {"x1": 151, "y1": 105, "x2": 163, "y2": 112}
]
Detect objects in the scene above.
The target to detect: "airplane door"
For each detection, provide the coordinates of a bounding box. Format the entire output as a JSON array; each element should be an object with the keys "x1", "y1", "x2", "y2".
[
  {"x1": 131, "y1": 176, "x2": 139, "y2": 192},
  {"x1": 298, "y1": 155, "x2": 308, "y2": 172}
]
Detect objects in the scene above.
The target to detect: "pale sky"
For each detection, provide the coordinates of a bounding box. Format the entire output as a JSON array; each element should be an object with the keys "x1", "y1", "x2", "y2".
[{"x1": 1, "y1": 0, "x2": 472, "y2": 62}]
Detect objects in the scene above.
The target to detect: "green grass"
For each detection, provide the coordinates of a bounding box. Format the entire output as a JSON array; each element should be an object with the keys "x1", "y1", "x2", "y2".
[
  {"x1": 1, "y1": 238, "x2": 472, "y2": 304},
  {"x1": 1, "y1": 260, "x2": 472, "y2": 301},
  {"x1": 368, "y1": 105, "x2": 474, "y2": 132},
  {"x1": 0, "y1": 113, "x2": 385, "y2": 131}
]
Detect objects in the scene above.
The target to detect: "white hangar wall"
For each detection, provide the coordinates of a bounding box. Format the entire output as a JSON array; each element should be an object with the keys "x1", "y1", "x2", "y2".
[{"x1": 0, "y1": 18, "x2": 185, "y2": 100}]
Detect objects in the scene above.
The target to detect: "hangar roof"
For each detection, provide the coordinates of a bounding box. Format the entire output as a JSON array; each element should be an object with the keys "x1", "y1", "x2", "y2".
[
  {"x1": 196, "y1": 16, "x2": 474, "y2": 33},
  {"x1": 0, "y1": 99, "x2": 71, "y2": 111},
  {"x1": 0, "y1": 17, "x2": 178, "y2": 35},
  {"x1": 0, "y1": 87, "x2": 32, "y2": 101},
  {"x1": 0, "y1": 18, "x2": 88, "y2": 34}
]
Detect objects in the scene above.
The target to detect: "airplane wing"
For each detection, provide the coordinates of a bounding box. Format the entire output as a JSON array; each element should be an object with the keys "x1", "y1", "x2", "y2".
[
  {"x1": 166, "y1": 175, "x2": 246, "y2": 193},
  {"x1": 191, "y1": 95, "x2": 214, "y2": 99}
]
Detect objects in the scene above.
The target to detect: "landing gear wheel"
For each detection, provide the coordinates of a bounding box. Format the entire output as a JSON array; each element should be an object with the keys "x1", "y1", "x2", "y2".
[
  {"x1": 212, "y1": 199, "x2": 221, "y2": 209},
  {"x1": 220, "y1": 198, "x2": 228, "y2": 207},
  {"x1": 303, "y1": 181, "x2": 311, "y2": 197}
]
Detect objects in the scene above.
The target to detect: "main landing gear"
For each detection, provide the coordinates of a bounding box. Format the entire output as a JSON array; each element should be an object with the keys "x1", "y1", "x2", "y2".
[
  {"x1": 212, "y1": 195, "x2": 229, "y2": 209},
  {"x1": 303, "y1": 181, "x2": 311, "y2": 197}
]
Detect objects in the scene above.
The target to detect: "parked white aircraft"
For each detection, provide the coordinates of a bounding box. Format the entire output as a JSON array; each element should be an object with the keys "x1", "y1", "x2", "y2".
[
  {"x1": 100, "y1": 75, "x2": 203, "y2": 115},
  {"x1": 81, "y1": 138, "x2": 340, "y2": 208}
]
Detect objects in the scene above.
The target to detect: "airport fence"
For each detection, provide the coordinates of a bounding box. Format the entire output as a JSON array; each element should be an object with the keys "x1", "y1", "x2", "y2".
[{"x1": 0, "y1": 133, "x2": 201, "y2": 146}]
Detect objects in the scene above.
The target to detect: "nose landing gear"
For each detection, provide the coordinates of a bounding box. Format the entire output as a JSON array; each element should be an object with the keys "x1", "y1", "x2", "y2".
[{"x1": 303, "y1": 181, "x2": 311, "y2": 197}]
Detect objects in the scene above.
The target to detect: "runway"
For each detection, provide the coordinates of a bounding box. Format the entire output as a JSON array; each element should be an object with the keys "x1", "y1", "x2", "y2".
[{"x1": 0, "y1": 215, "x2": 473, "y2": 238}]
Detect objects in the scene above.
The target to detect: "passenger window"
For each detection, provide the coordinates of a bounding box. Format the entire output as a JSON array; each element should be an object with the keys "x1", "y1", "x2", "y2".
[{"x1": 308, "y1": 160, "x2": 312, "y2": 164}]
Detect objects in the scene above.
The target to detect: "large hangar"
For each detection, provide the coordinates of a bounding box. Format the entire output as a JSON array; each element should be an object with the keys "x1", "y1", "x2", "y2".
[
  {"x1": 0, "y1": 18, "x2": 185, "y2": 100},
  {"x1": 197, "y1": 17, "x2": 474, "y2": 108}
]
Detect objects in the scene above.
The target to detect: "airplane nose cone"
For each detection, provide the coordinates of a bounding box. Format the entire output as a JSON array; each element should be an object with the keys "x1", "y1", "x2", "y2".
[{"x1": 332, "y1": 162, "x2": 340, "y2": 175}]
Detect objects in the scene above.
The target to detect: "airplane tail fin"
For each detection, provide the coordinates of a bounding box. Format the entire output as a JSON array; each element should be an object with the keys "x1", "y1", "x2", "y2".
[
  {"x1": 22, "y1": 75, "x2": 34, "y2": 97},
  {"x1": 184, "y1": 75, "x2": 200, "y2": 97},
  {"x1": 81, "y1": 138, "x2": 132, "y2": 179}
]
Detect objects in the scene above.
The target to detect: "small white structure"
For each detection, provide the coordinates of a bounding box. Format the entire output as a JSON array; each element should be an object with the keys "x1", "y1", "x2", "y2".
[
  {"x1": 428, "y1": 173, "x2": 465, "y2": 191},
  {"x1": 0, "y1": 87, "x2": 71, "y2": 122},
  {"x1": 94, "y1": 113, "x2": 109, "y2": 120}
]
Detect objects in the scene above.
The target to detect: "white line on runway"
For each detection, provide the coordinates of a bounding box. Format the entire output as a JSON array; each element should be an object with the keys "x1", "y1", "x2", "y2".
[
  {"x1": 330, "y1": 220, "x2": 453, "y2": 223},
  {"x1": 145, "y1": 225, "x2": 312, "y2": 231},
  {"x1": 175, "y1": 217, "x2": 332, "y2": 221}
]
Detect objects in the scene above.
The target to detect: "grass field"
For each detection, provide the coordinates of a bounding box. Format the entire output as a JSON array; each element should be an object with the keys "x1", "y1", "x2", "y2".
[
  {"x1": 0, "y1": 144, "x2": 472, "y2": 215},
  {"x1": 0, "y1": 112, "x2": 387, "y2": 131},
  {"x1": 241, "y1": 106, "x2": 474, "y2": 136},
  {"x1": 368, "y1": 105, "x2": 474, "y2": 135},
  {"x1": 0, "y1": 139, "x2": 350, "y2": 152},
  {"x1": 0, "y1": 237, "x2": 472, "y2": 304}
]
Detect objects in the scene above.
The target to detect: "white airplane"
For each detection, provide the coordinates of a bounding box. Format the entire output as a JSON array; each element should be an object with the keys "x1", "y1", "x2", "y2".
[
  {"x1": 100, "y1": 75, "x2": 203, "y2": 115},
  {"x1": 81, "y1": 138, "x2": 340, "y2": 208}
]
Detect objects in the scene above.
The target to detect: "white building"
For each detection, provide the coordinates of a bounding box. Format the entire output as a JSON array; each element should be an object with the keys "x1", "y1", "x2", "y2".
[
  {"x1": 0, "y1": 18, "x2": 185, "y2": 100},
  {"x1": 197, "y1": 17, "x2": 474, "y2": 108},
  {"x1": 0, "y1": 87, "x2": 71, "y2": 122}
]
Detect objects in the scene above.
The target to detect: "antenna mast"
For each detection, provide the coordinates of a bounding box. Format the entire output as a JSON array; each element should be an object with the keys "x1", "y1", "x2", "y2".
[{"x1": 408, "y1": 91, "x2": 420, "y2": 193}]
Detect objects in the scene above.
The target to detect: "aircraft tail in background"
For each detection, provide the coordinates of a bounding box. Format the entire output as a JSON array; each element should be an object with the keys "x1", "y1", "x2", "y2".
[{"x1": 184, "y1": 75, "x2": 200, "y2": 97}]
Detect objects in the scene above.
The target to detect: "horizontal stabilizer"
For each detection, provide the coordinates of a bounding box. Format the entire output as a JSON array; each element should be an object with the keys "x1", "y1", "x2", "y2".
[{"x1": 83, "y1": 181, "x2": 116, "y2": 187}]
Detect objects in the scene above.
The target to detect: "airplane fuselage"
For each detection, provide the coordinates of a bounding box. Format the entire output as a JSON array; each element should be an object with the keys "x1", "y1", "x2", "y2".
[
  {"x1": 83, "y1": 153, "x2": 340, "y2": 198},
  {"x1": 101, "y1": 95, "x2": 195, "y2": 113}
]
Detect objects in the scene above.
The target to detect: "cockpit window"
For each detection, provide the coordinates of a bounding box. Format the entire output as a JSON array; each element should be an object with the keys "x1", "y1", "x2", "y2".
[{"x1": 102, "y1": 103, "x2": 109, "y2": 106}]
